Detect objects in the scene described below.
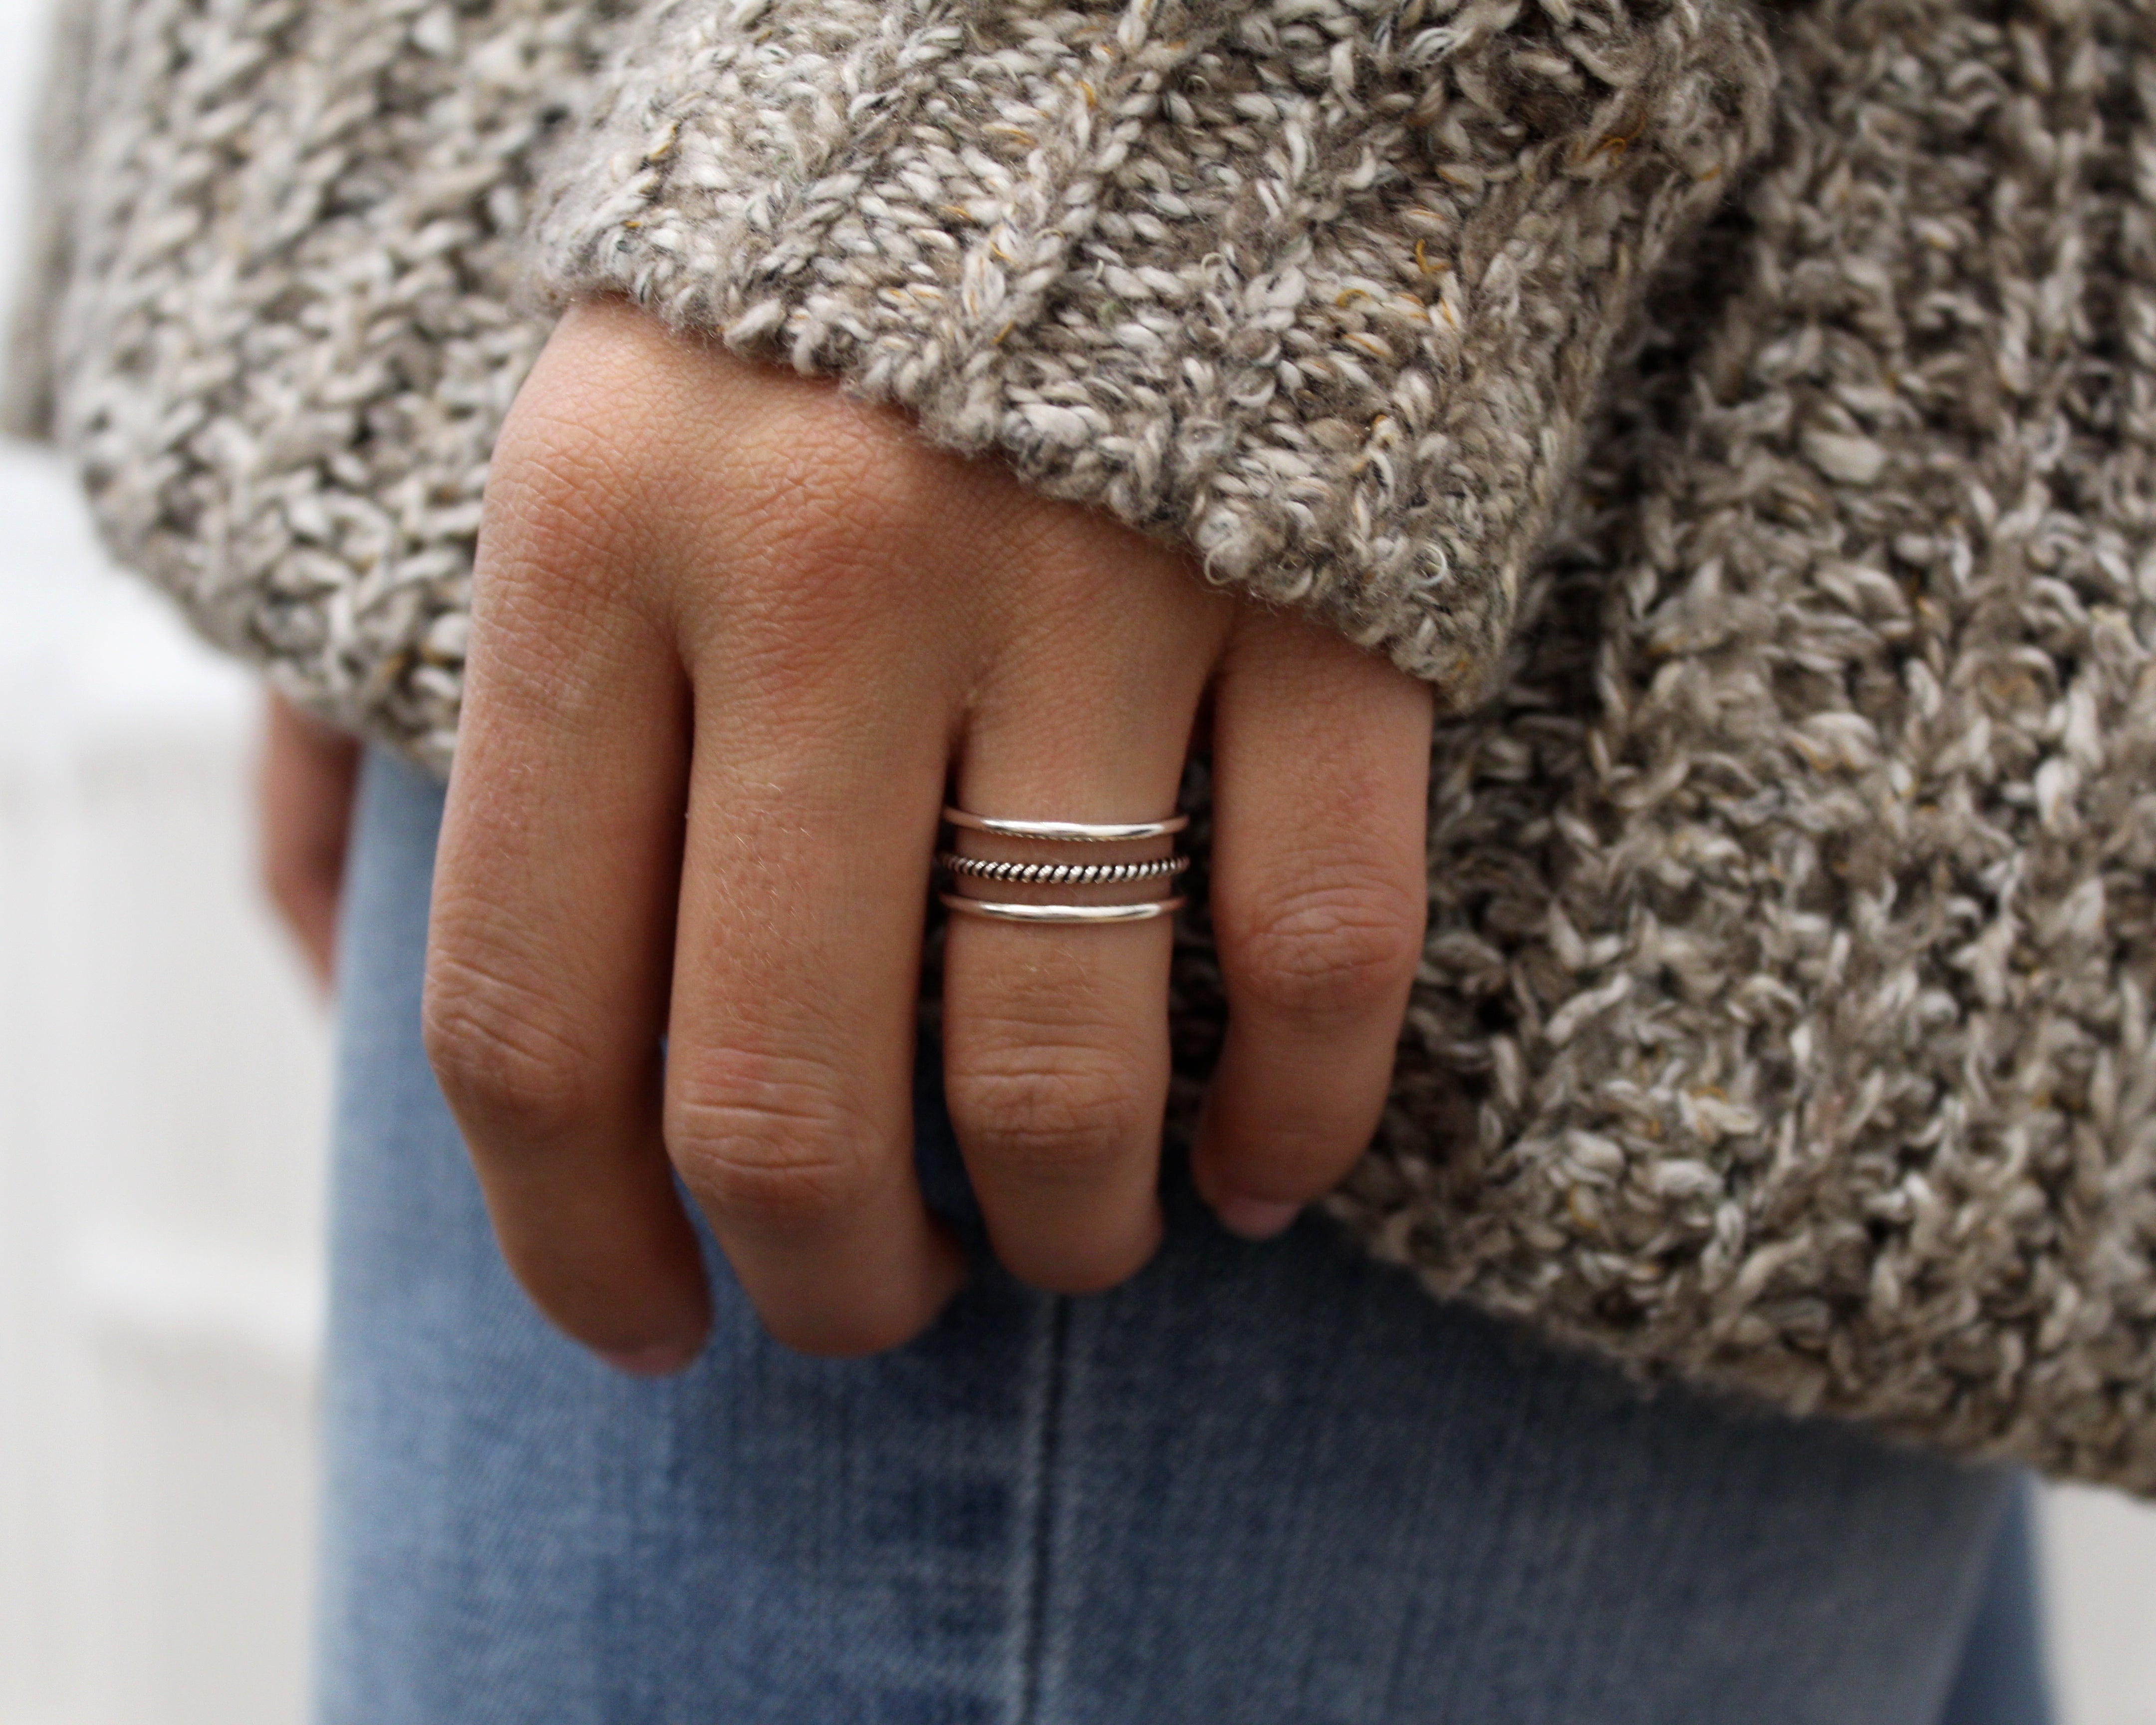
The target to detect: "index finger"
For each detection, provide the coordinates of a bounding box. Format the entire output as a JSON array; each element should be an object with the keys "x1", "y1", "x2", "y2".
[{"x1": 423, "y1": 492, "x2": 711, "y2": 1372}]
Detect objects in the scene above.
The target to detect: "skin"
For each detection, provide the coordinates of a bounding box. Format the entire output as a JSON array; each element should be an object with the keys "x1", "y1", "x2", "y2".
[
  {"x1": 259, "y1": 688, "x2": 362, "y2": 991},
  {"x1": 261, "y1": 296, "x2": 1435, "y2": 1369}
]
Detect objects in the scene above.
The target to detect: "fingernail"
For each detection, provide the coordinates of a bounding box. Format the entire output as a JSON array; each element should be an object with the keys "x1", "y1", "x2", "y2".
[
  {"x1": 598, "y1": 1340, "x2": 700, "y2": 1378},
  {"x1": 1214, "y1": 1194, "x2": 1301, "y2": 1240}
]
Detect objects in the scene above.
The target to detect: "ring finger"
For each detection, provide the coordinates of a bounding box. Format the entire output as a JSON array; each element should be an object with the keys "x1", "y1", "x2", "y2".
[{"x1": 939, "y1": 574, "x2": 1225, "y2": 1293}]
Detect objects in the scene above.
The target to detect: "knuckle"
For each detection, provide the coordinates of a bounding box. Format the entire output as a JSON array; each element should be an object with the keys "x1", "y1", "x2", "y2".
[
  {"x1": 421, "y1": 953, "x2": 605, "y2": 1142},
  {"x1": 482, "y1": 351, "x2": 697, "y2": 634},
  {"x1": 1224, "y1": 878, "x2": 1425, "y2": 1022},
  {"x1": 949, "y1": 1045, "x2": 1146, "y2": 1180},
  {"x1": 474, "y1": 439, "x2": 665, "y2": 662},
  {"x1": 664, "y1": 1055, "x2": 875, "y2": 1234},
  {"x1": 748, "y1": 408, "x2": 925, "y2": 536},
  {"x1": 722, "y1": 407, "x2": 947, "y2": 598},
  {"x1": 488, "y1": 401, "x2": 647, "y2": 568}
]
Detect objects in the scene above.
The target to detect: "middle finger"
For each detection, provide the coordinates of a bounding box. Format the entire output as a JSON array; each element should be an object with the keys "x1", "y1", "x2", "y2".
[{"x1": 666, "y1": 641, "x2": 966, "y2": 1358}]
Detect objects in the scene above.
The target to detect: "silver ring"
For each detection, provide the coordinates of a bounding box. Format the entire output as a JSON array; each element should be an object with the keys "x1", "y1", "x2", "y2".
[
  {"x1": 938, "y1": 853, "x2": 1188, "y2": 886},
  {"x1": 942, "y1": 806, "x2": 1190, "y2": 843},
  {"x1": 940, "y1": 893, "x2": 1186, "y2": 924}
]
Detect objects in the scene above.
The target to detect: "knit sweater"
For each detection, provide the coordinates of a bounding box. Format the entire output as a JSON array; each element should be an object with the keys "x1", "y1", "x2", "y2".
[{"x1": 10, "y1": 0, "x2": 2156, "y2": 1496}]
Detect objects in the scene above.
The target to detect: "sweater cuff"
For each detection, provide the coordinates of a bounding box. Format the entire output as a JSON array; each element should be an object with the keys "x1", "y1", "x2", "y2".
[{"x1": 533, "y1": 0, "x2": 1775, "y2": 702}]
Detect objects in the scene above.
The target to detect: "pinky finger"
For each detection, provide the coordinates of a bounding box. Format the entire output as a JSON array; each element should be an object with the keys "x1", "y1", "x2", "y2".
[{"x1": 1193, "y1": 614, "x2": 1433, "y2": 1238}]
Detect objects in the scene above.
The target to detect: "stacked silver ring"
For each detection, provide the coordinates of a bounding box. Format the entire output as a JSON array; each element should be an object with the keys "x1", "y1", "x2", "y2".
[
  {"x1": 938, "y1": 854, "x2": 1189, "y2": 886},
  {"x1": 938, "y1": 806, "x2": 1189, "y2": 925}
]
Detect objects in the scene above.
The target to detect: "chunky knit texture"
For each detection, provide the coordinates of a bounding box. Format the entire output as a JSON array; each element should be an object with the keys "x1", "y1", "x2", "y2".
[
  {"x1": 26, "y1": 0, "x2": 630, "y2": 763},
  {"x1": 0, "y1": 0, "x2": 88, "y2": 443},
  {"x1": 15, "y1": 0, "x2": 2156, "y2": 1495},
  {"x1": 1312, "y1": 0, "x2": 2156, "y2": 1490},
  {"x1": 534, "y1": 0, "x2": 1773, "y2": 702}
]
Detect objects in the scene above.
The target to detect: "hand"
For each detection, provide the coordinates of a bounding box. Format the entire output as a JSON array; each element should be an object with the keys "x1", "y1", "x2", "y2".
[
  {"x1": 257, "y1": 688, "x2": 362, "y2": 991},
  {"x1": 423, "y1": 298, "x2": 1434, "y2": 1367}
]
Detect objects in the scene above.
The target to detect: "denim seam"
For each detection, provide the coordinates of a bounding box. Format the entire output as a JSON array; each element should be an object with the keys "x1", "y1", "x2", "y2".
[{"x1": 1012, "y1": 1295, "x2": 1071, "y2": 1725}]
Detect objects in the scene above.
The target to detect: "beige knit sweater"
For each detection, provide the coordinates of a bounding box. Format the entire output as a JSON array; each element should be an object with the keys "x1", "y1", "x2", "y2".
[{"x1": 11, "y1": 0, "x2": 2156, "y2": 1496}]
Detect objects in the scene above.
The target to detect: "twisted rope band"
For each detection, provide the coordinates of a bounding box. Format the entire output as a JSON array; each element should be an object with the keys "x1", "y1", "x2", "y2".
[{"x1": 938, "y1": 853, "x2": 1188, "y2": 886}]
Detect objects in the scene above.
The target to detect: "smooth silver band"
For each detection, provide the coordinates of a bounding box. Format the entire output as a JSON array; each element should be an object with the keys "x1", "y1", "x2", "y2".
[
  {"x1": 939, "y1": 853, "x2": 1188, "y2": 886},
  {"x1": 940, "y1": 893, "x2": 1187, "y2": 925},
  {"x1": 942, "y1": 806, "x2": 1190, "y2": 843}
]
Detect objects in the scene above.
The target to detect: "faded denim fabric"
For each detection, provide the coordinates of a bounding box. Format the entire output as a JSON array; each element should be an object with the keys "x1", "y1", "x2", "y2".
[{"x1": 316, "y1": 750, "x2": 2049, "y2": 1725}]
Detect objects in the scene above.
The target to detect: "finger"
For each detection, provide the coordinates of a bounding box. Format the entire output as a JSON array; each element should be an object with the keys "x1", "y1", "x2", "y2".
[
  {"x1": 651, "y1": 350, "x2": 983, "y2": 1358},
  {"x1": 940, "y1": 550, "x2": 1227, "y2": 1293},
  {"x1": 1193, "y1": 613, "x2": 1433, "y2": 1238},
  {"x1": 423, "y1": 425, "x2": 709, "y2": 1374},
  {"x1": 664, "y1": 629, "x2": 966, "y2": 1359},
  {"x1": 258, "y1": 691, "x2": 360, "y2": 991}
]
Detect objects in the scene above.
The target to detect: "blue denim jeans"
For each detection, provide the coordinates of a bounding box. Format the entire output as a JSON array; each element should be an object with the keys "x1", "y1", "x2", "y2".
[{"x1": 315, "y1": 750, "x2": 2052, "y2": 1724}]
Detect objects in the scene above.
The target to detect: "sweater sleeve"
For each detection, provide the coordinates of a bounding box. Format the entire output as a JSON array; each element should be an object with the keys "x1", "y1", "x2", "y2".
[
  {"x1": 1, "y1": 0, "x2": 94, "y2": 444},
  {"x1": 531, "y1": 0, "x2": 1776, "y2": 703}
]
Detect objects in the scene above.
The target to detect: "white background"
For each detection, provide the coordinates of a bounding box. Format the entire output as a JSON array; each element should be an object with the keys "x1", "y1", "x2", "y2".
[{"x1": 0, "y1": 0, "x2": 2149, "y2": 1720}]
